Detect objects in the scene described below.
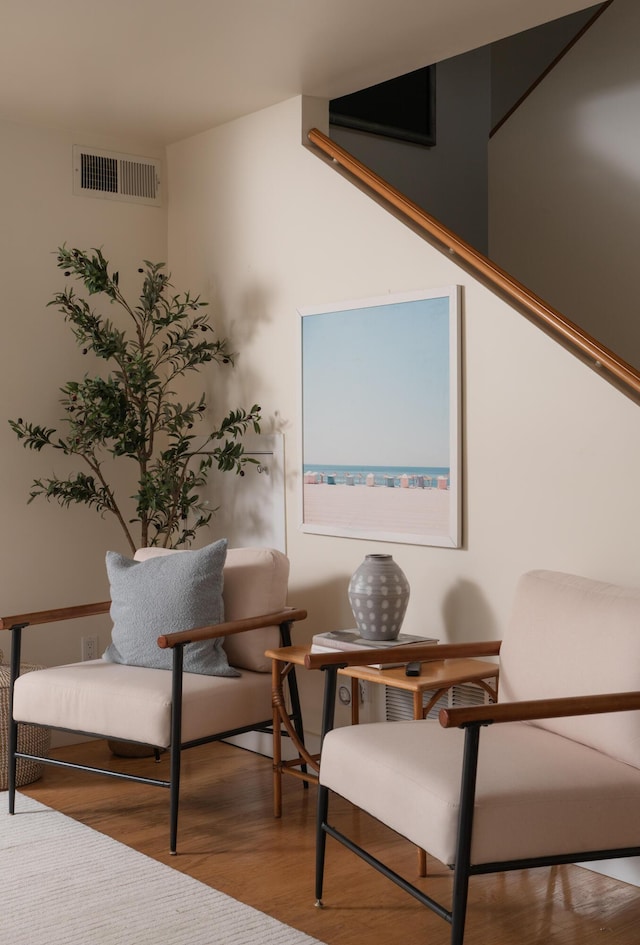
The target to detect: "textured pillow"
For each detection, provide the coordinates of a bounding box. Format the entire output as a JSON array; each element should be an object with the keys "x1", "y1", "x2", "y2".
[{"x1": 102, "y1": 539, "x2": 240, "y2": 677}]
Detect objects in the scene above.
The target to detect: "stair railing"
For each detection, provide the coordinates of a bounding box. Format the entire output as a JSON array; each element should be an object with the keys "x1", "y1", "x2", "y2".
[{"x1": 307, "y1": 126, "x2": 640, "y2": 403}]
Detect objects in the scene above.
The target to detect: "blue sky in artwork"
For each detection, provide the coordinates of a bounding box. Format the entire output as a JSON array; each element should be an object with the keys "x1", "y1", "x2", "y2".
[{"x1": 302, "y1": 294, "x2": 452, "y2": 467}]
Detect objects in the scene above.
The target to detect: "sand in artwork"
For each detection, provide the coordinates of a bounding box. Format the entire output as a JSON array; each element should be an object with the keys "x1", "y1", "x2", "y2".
[{"x1": 302, "y1": 482, "x2": 450, "y2": 539}]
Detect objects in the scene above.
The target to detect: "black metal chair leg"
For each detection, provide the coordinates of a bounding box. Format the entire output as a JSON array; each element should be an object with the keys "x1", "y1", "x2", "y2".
[
  {"x1": 287, "y1": 667, "x2": 305, "y2": 748},
  {"x1": 280, "y1": 619, "x2": 309, "y2": 786},
  {"x1": 8, "y1": 716, "x2": 18, "y2": 814},
  {"x1": 450, "y1": 723, "x2": 482, "y2": 945},
  {"x1": 314, "y1": 666, "x2": 343, "y2": 907},
  {"x1": 8, "y1": 623, "x2": 25, "y2": 815},
  {"x1": 315, "y1": 783, "x2": 330, "y2": 906},
  {"x1": 169, "y1": 644, "x2": 184, "y2": 855},
  {"x1": 169, "y1": 743, "x2": 181, "y2": 855}
]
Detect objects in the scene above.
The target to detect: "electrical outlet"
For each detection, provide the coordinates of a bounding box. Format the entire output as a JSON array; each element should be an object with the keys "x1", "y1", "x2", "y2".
[
  {"x1": 81, "y1": 635, "x2": 99, "y2": 661},
  {"x1": 358, "y1": 680, "x2": 370, "y2": 704}
]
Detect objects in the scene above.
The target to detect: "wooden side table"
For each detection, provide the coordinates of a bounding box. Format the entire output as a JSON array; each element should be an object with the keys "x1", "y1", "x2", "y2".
[
  {"x1": 341, "y1": 658, "x2": 498, "y2": 725},
  {"x1": 265, "y1": 646, "x2": 499, "y2": 837}
]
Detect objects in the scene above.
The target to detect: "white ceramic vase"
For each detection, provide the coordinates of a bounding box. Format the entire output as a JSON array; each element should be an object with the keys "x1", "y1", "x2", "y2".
[{"x1": 348, "y1": 554, "x2": 410, "y2": 640}]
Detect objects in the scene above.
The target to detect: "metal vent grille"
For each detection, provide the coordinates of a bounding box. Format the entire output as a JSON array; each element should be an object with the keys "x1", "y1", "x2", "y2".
[
  {"x1": 73, "y1": 146, "x2": 161, "y2": 206},
  {"x1": 120, "y1": 159, "x2": 157, "y2": 199},
  {"x1": 81, "y1": 153, "x2": 118, "y2": 193},
  {"x1": 385, "y1": 682, "x2": 491, "y2": 722}
]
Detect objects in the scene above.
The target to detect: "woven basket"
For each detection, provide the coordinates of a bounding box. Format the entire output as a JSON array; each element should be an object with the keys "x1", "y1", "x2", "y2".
[{"x1": 0, "y1": 662, "x2": 51, "y2": 790}]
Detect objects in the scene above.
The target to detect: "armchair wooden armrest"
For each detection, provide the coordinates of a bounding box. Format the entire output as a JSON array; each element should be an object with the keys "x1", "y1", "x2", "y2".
[
  {"x1": 303, "y1": 639, "x2": 502, "y2": 670},
  {"x1": 0, "y1": 600, "x2": 111, "y2": 630},
  {"x1": 1, "y1": 602, "x2": 307, "y2": 649},
  {"x1": 157, "y1": 606, "x2": 308, "y2": 648},
  {"x1": 440, "y1": 689, "x2": 640, "y2": 729}
]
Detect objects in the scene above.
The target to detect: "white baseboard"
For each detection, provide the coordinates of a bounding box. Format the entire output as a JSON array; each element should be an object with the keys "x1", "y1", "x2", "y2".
[{"x1": 579, "y1": 858, "x2": 640, "y2": 887}]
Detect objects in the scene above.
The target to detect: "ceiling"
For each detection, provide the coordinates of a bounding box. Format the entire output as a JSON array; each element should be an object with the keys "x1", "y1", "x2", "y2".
[{"x1": 0, "y1": 0, "x2": 599, "y2": 147}]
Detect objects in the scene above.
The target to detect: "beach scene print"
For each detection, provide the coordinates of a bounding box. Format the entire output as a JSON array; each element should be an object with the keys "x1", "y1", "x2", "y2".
[{"x1": 300, "y1": 289, "x2": 460, "y2": 547}]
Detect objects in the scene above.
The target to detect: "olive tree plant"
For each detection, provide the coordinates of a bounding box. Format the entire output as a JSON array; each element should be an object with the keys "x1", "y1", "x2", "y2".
[{"x1": 10, "y1": 246, "x2": 261, "y2": 553}]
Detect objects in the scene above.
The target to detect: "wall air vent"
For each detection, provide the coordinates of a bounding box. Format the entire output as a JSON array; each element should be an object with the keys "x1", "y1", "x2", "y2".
[
  {"x1": 385, "y1": 681, "x2": 491, "y2": 722},
  {"x1": 73, "y1": 146, "x2": 162, "y2": 206}
]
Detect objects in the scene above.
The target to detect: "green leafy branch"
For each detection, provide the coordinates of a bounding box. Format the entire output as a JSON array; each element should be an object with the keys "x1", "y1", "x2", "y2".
[{"x1": 10, "y1": 246, "x2": 261, "y2": 552}]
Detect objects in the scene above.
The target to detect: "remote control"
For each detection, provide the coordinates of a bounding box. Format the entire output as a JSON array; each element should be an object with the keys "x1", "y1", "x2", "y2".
[{"x1": 405, "y1": 661, "x2": 421, "y2": 677}]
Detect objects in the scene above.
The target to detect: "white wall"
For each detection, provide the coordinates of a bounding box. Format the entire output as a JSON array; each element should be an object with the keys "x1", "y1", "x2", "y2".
[
  {"x1": 167, "y1": 94, "x2": 640, "y2": 734},
  {"x1": 0, "y1": 119, "x2": 166, "y2": 671},
  {"x1": 489, "y1": 0, "x2": 640, "y2": 368}
]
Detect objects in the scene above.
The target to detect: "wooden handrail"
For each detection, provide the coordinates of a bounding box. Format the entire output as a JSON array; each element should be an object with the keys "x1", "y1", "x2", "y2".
[{"x1": 307, "y1": 126, "x2": 640, "y2": 402}]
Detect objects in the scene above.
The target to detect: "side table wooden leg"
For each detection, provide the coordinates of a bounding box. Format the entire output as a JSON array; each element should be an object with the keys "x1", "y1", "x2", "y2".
[
  {"x1": 413, "y1": 688, "x2": 430, "y2": 876},
  {"x1": 413, "y1": 689, "x2": 423, "y2": 720}
]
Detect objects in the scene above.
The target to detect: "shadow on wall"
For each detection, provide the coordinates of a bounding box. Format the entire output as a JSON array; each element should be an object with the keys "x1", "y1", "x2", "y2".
[
  {"x1": 442, "y1": 578, "x2": 500, "y2": 643},
  {"x1": 288, "y1": 575, "x2": 353, "y2": 642},
  {"x1": 290, "y1": 573, "x2": 501, "y2": 646}
]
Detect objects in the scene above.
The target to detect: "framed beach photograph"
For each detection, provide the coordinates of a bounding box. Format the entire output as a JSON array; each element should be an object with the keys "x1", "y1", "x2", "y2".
[{"x1": 299, "y1": 287, "x2": 461, "y2": 548}]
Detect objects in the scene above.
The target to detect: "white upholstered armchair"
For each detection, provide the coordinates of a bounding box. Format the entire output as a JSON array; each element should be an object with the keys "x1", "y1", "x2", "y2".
[
  {"x1": 307, "y1": 569, "x2": 640, "y2": 944},
  {"x1": 4, "y1": 544, "x2": 307, "y2": 853}
]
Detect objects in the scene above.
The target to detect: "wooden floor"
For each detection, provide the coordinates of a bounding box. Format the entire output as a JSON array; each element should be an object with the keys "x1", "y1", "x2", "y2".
[{"x1": 18, "y1": 739, "x2": 640, "y2": 945}]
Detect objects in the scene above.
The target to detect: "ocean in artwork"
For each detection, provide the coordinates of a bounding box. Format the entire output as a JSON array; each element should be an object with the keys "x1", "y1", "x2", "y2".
[{"x1": 303, "y1": 463, "x2": 450, "y2": 488}]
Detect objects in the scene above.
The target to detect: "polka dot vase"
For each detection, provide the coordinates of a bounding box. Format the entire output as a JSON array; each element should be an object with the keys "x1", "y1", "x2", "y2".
[{"x1": 348, "y1": 554, "x2": 410, "y2": 641}]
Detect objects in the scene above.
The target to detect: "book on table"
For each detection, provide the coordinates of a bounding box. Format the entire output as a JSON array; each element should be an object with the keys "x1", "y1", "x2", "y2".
[{"x1": 310, "y1": 629, "x2": 439, "y2": 669}]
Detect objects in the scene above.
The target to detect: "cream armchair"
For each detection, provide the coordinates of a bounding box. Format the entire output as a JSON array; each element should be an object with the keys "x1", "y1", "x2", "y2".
[
  {"x1": 308, "y1": 570, "x2": 640, "y2": 944},
  {"x1": 4, "y1": 545, "x2": 307, "y2": 853}
]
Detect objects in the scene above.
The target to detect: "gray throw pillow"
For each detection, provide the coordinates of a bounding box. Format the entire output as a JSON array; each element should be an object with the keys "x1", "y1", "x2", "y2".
[{"x1": 102, "y1": 539, "x2": 240, "y2": 677}]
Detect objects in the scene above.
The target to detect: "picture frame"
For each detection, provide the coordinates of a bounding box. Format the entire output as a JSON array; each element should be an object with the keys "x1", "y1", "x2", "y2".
[{"x1": 299, "y1": 287, "x2": 461, "y2": 548}]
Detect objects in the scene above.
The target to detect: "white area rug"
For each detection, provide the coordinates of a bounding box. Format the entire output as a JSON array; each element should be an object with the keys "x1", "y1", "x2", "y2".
[{"x1": 1, "y1": 794, "x2": 326, "y2": 945}]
